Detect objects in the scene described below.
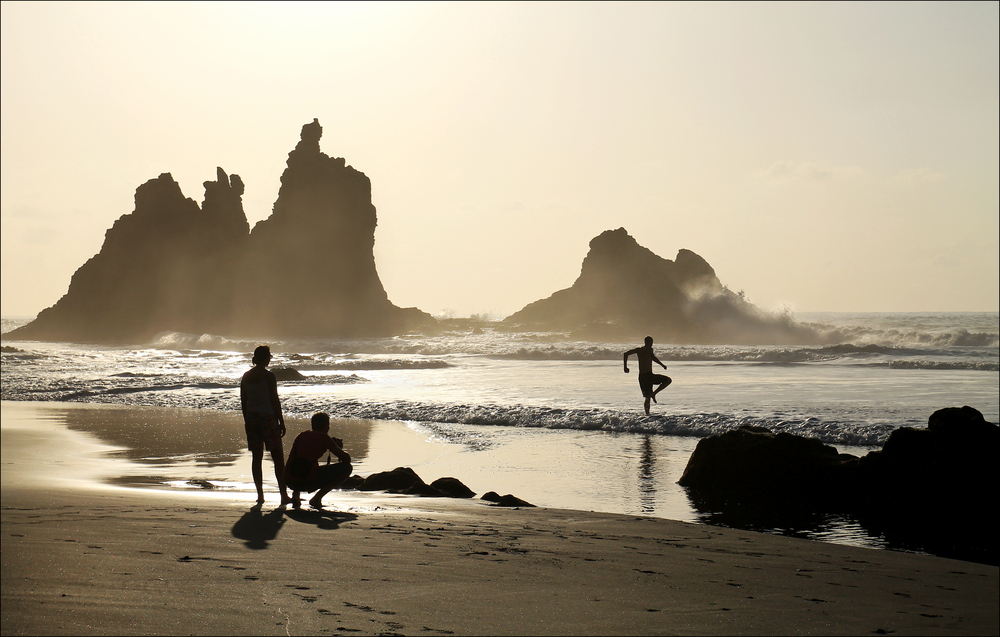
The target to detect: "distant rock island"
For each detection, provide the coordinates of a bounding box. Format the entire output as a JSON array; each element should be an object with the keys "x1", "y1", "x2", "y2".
[
  {"x1": 11, "y1": 124, "x2": 821, "y2": 346},
  {"x1": 8, "y1": 120, "x2": 434, "y2": 343},
  {"x1": 504, "y1": 228, "x2": 822, "y2": 344}
]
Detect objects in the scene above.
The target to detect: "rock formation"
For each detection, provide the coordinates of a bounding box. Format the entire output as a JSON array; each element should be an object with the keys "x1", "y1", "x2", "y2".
[
  {"x1": 236, "y1": 119, "x2": 430, "y2": 337},
  {"x1": 8, "y1": 120, "x2": 434, "y2": 343},
  {"x1": 504, "y1": 228, "x2": 822, "y2": 345},
  {"x1": 347, "y1": 466, "x2": 535, "y2": 505},
  {"x1": 679, "y1": 406, "x2": 999, "y2": 565},
  {"x1": 678, "y1": 426, "x2": 859, "y2": 500}
]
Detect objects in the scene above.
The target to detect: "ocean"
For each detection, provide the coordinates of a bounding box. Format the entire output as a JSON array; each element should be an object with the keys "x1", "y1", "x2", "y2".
[{"x1": 2, "y1": 311, "x2": 997, "y2": 555}]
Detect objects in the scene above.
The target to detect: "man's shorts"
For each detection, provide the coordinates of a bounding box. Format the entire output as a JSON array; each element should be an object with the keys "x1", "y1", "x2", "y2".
[
  {"x1": 288, "y1": 462, "x2": 353, "y2": 494},
  {"x1": 244, "y1": 412, "x2": 282, "y2": 452},
  {"x1": 638, "y1": 372, "x2": 671, "y2": 398}
]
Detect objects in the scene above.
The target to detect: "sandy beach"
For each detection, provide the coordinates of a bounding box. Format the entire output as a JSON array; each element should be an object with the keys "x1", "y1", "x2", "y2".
[{"x1": 2, "y1": 402, "x2": 998, "y2": 636}]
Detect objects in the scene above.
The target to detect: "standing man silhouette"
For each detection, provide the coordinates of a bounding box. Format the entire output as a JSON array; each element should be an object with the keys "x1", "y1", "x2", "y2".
[
  {"x1": 241, "y1": 345, "x2": 292, "y2": 505},
  {"x1": 624, "y1": 336, "x2": 672, "y2": 415}
]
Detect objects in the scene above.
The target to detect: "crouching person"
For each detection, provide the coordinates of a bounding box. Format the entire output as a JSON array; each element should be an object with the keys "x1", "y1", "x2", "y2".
[{"x1": 285, "y1": 412, "x2": 352, "y2": 509}]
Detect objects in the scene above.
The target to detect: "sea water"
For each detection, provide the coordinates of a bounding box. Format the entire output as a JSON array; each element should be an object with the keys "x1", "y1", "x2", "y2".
[{"x1": 2, "y1": 312, "x2": 997, "y2": 553}]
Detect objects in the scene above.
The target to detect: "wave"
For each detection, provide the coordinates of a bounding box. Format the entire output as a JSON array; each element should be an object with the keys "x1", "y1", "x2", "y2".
[
  {"x1": 277, "y1": 398, "x2": 897, "y2": 448},
  {"x1": 151, "y1": 331, "x2": 250, "y2": 351},
  {"x1": 493, "y1": 342, "x2": 999, "y2": 367},
  {"x1": 885, "y1": 360, "x2": 1000, "y2": 372},
  {"x1": 2, "y1": 386, "x2": 897, "y2": 447},
  {"x1": 7, "y1": 337, "x2": 995, "y2": 368},
  {"x1": 802, "y1": 322, "x2": 999, "y2": 349},
  {"x1": 1, "y1": 318, "x2": 32, "y2": 335},
  {"x1": 0, "y1": 362, "x2": 901, "y2": 447},
  {"x1": 0, "y1": 373, "x2": 367, "y2": 403},
  {"x1": 0, "y1": 346, "x2": 46, "y2": 360},
  {"x1": 101, "y1": 317, "x2": 998, "y2": 368},
  {"x1": 292, "y1": 360, "x2": 452, "y2": 371}
]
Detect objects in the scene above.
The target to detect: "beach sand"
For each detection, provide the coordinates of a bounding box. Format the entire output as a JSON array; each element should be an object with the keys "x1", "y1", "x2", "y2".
[{"x1": 2, "y1": 402, "x2": 998, "y2": 635}]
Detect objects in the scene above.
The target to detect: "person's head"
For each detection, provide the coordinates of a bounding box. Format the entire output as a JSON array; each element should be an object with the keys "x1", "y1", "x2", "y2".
[
  {"x1": 311, "y1": 412, "x2": 331, "y2": 432},
  {"x1": 251, "y1": 345, "x2": 272, "y2": 367},
  {"x1": 644, "y1": 336, "x2": 653, "y2": 347}
]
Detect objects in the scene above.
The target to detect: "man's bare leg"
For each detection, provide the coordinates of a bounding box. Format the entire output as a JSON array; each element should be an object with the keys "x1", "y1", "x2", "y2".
[
  {"x1": 251, "y1": 448, "x2": 265, "y2": 504},
  {"x1": 269, "y1": 447, "x2": 292, "y2": 505},
  {"x1": 651, "y1": 378, "x2": 672, "y2": 403},
  {"x1": 309, "y1": 475, "x2": 349, "y2": 509},
  {"x1": 643, "y1": 396, "x2": 651, "y2": 416}
]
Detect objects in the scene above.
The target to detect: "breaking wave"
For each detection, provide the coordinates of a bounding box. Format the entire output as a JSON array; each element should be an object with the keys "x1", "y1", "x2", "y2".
[{"x1": 275, "y1": 399, "x2": 898, "y2": 448}]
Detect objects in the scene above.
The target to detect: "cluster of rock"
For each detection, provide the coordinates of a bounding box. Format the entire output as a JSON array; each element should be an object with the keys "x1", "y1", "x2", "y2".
[
  {"x1": 342, "y1": 466, "x2": 533, "y2": 507},
  {"x1": 503, "y1": 228, "x2": 824, "y2": 344},
  {"x1": 11, "y1": 122, "x2": 836, "y2": 347},
  {"x1": 8, "y1": 120, "x2": 434, "y2": 343},
  {"x1": 678, "y1": 406, "x2": 998, "y2": 564}
]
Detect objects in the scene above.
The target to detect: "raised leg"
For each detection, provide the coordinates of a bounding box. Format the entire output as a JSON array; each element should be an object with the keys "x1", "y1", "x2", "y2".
[{"x1": 652, "y1": 377, "x2": 672, "y2": 401}]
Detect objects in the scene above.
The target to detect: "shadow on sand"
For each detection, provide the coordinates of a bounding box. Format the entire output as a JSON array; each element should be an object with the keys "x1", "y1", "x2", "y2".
[
  {"x1": 231, "y1": 504, "x2": 360, "y2": 549},
  {"x1": 231, "y1": 504, "x2": 288, "y2": 549},
  {"x1": 284, "y1": 507, "x2": 359, "y2": 531}
]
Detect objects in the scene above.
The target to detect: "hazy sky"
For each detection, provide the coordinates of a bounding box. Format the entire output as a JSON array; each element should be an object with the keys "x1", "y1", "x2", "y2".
[{"x1": 2, "y1": 1, "x2": 998, "y2": 319}]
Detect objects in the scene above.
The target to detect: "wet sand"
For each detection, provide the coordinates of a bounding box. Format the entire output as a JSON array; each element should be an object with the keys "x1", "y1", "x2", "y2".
[{"x1": 2, "y1": 402, "x2": 998, "y2": 635}]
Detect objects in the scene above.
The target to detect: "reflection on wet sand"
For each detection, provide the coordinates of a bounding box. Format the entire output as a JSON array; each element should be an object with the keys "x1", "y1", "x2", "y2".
[
  {"x1": 50, "y1": 403, "x2": 374, "y2": 489},
  {"x1": 638, "y1": 434, "x2": 656, "y2": 514}
]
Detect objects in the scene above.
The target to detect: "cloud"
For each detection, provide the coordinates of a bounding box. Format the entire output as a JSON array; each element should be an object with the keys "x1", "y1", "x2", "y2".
[{"x1": 752, "y1": 161, "x2": 863, "y2": 185}]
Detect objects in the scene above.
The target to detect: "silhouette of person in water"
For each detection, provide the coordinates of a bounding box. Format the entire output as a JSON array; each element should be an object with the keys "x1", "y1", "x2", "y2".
[
  {"x1": 624, "y1": 336, "x2": 672, "y2": 416},
  {"x1": 285, "y1": 412, "x2": 353, "y2": 509},
  {"x1": 240, "y1": 345, "x2": 291, "y2": 505}
]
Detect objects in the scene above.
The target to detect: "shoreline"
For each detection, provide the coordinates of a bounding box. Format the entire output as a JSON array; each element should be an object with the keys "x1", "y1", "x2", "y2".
[
  {"x1": 3, "y1": 401, "x2": 999, "y2": 635},
  {"x1": 0, "y1": 399, "x2": 973, "y2": 555}
]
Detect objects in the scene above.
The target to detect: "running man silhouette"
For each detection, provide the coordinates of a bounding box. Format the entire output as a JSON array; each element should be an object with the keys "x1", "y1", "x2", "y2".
[{"x1": 623, "y1": 336, "x2": 672, "y2": 415}]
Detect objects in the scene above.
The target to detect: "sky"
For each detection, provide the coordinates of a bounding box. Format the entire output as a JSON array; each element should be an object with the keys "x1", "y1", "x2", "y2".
[{"x1": 2, "y1": 1, "x2": 998, "y2": 319}]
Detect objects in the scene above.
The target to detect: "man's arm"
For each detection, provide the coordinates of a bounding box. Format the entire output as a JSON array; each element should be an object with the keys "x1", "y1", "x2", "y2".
[
  {"x1": 623, "y1": 349, "x2": 637, "y2": 373},
  {"x1": 239, "y1": 377, "x2": 249, "y2": 417},
  {"x1": 329, "y1": 438, "x2": 351, "y2": 463},
  {"x1": 651, "y1": 353, "x2": 667, "y2": 370},
  {"x1": 267, "y1": 372, "x2": 285, "y2": 432}
]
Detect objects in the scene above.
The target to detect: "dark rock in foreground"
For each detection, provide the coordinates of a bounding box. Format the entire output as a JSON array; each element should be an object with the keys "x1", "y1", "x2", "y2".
[
  {"x1": 340, "y1": 475, "x2": 366, "y2": 490},
  {"x1": 356, "y1": 467, "x2": 427, "y2": 493},
  {"x1": 680, "y1": 406, "x2": 999, "y2": 565},
  {"x1": 348, "y1": 467, "x2": 536, "y2": 505},
  {"x1": 504, "y1": 228, "x2": 823, "y2": 345},
  {"x1": 482, "y1": 492, "x2": 535, "y2": 508},
  {"x1": 679, "y1": 425, "x2": 860, "y2": 501},
  {"x1": 8, "y1": 120, "x2": 434, "y2": 344},
  {"x1": 354, "y1": 467, "x2": 478, "y2": 499},
  {"x1": 430, "y1": 477, "x2": 477, "y2": 498}
]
